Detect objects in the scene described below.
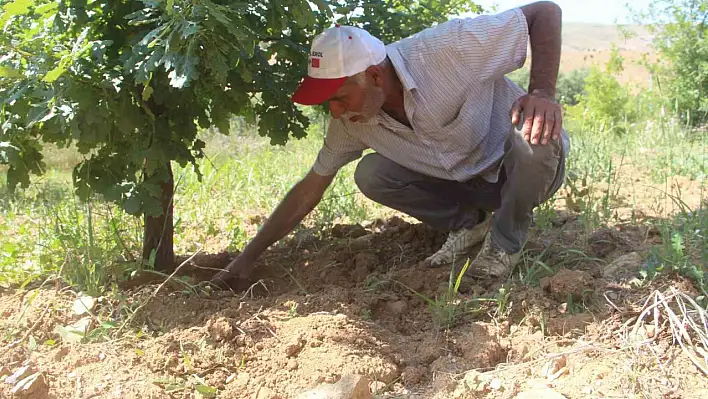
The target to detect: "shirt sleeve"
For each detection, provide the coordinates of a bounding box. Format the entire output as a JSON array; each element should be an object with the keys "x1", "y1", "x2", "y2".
[
  {"x1": 453, "y1": 8, "x2": 529, "y2": 82},
  {"x1": 311, "y1": 118, "x2": 367, "y2": 176}
]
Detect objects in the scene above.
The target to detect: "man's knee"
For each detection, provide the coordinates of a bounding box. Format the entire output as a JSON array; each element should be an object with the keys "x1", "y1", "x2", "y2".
[
  {"x1": 354, "y1": 153, "x2": 388, "y2": 198},
  {"x1": 506, "y1": 129, "x2": 561, "y2": 172}
]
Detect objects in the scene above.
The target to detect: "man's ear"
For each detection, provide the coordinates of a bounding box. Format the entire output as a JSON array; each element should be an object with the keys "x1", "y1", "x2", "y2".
[{"x1": 366, "y1": 65, "x2": 385, "y2": 88}]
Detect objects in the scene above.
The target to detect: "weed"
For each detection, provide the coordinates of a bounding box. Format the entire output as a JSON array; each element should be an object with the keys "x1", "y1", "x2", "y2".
[
  {"x1": 494, "y1": 285, "x2": 512, "y2": 319},
  {"x1": 286, "y1": 301, "x2": 299, "y2": 319},
  {"x1": 361, "y1": 309, "x2": 372, "y2": 320}
]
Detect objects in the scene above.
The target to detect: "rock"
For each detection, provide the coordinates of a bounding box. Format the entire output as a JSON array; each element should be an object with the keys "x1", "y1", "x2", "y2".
[
  {"x1": 5, "y1": 366, "x2": 31, "y2": 385},
  {"x1": 603, "y1": 252, "x2": 643, "y2": 280},
  {"x1": 72, "y1": 295, "x2": 96, "y2": 316},
  {"x1": 332, "y1": 224, "x2": 368, "y2": 239},
  {"x1": 542, "y1": 268, "x2": 593, "y2": 301},
  {"x1": 515, "y1": 388, "x2": 567, "y2": 399},
  {"x1": 540, "y1": 355, "x2": 566, "y2": 379},
  {"x1": 285, "y1": 341, "x2": 303, "y2": 358},
  {"x1": 350, "y1": 234, "x2": 375, "y2": 251},
  {"x1": 296, "y1": 374, "x2": 373, "y2": 399},
  {"x1": 206, "y1": 317, "x2": 234, "y2": 341},
  {"x1": 401, "y1": 366, "x2": 425, "y2": 385},
  {"x1": 385, "y1": 300, "x2": 408, "y2": 316},
  {"x1": 351, "y1": 253, "x2": 377, "y2": 282},
  {"x1": 10, "y1": 372, "x2": 49, "y2": 398},
  {"x1": 255, "y1": 386, "x2": 281, "y2": 399},
  {"x1": 287, "y1": 359, "x2": 299, "y2": 371},
  {"x1": 546, "y1": 314, "x2": 594, "y2": 336},
  {"x1": 48, "y1": 347, "x2": 66, "y2": 362},
  {"x1": 489, "y1": 378, "x2": 503, "y2": 390},
  {"x1": 354, "y1": 252, "x2": 377, "y2": 270}
]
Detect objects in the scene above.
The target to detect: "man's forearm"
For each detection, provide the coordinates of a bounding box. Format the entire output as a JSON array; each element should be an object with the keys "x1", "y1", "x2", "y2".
[
  {"x1": 241, "y1": 180, "x2": 325, "y2": 259},
  {"x1": 522, "y1": 2, "x2": 562, "y2": 97}
]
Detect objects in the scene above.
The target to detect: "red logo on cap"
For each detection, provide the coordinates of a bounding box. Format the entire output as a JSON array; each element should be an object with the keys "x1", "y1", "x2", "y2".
[{"x1": 311, "y1": 58, "x2": 320, "y2": 68}]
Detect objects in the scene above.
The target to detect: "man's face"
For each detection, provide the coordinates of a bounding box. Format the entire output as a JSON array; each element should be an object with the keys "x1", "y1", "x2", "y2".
[{"x1": 327, "y1": 73, "x2": 385, "y2": 123}]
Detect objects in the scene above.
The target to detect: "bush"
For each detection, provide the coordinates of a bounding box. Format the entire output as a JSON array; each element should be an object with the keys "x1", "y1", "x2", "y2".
[
  {"x1": 648, "y1": 0, "x2": 708, "y2": 125},
  {"x1": 506, "y1": 68, "x2": 588, "y2": 106},
  {"x1": 566, "y1": 48, "x2": 633, "y2": 133}
]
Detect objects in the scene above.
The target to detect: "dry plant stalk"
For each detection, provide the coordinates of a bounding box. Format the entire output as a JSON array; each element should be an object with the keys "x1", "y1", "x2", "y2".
[{"x1": 629, "y1": 288, "x2": 708, "y2": 375}]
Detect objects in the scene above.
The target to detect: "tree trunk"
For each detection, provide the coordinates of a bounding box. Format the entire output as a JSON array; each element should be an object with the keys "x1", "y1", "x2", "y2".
[{"x1": 142, "y1": 162, "x2": 175, "y2": 271}]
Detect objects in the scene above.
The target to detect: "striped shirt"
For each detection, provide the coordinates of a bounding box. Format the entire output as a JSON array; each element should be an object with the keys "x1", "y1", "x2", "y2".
[{"x1": 311, "y1": 8, "x2": 570, "y2": 182}]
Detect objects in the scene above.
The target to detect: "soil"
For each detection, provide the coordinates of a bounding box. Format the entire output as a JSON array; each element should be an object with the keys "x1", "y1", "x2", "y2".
[{"x1": 2, "y1": 167, "x2": 708, "y2": 399}]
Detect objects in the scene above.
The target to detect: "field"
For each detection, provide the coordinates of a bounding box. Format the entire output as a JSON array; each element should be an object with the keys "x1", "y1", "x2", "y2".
[{"x1": 2, "y1": 27, "x2": 708, "y2": 399}]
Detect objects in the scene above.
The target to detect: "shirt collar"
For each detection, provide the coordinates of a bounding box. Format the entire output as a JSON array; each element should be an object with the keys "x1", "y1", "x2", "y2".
[{"x1": 386, "y1": 44, "x2": 418, "y2": 92}]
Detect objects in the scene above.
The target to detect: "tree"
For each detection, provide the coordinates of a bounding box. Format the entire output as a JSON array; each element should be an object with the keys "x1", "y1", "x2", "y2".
[
  {"x1": 646, "y1": 0, "x2": 708, "y2": 124},
  {"x1": 0, "y1": 0, "x2": 477, "y2": 272},
  {"x1": 566, "y1": 48, "x2": 633, "y2": 133}
]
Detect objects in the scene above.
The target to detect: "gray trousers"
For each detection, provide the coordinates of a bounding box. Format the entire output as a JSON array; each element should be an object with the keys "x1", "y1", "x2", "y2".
[{"x1": 354, "y1": 127, "x2": 566, "y2": 253}]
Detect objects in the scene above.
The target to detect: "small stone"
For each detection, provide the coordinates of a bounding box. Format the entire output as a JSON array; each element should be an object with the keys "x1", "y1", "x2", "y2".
[
  {"x1": 369, "y1": 380, "x2": 386, "y2": 394},
  {"x1": 603, "y1": 252, "x2": 643, "y2": 280},
  {"x1": 350, "y1": 234, "x2": 375, "y2": 251},
  {"x1": 593, "y1": 365, "x2": 612, "y2": 380},
  {"x1": 542, "y1": 269, "x2": 593, "y2": 301},
  {"x1": 385, "y1": 300, "x2": 408, "y2": 316},
  {"x1": 401, "y1": 366, "x2": 425, "y2": 385},
  {"x1": 285, "y1": 342, "x2": 302, "y2": 358},
  {"x1": 255, "y1": 386, "x2": 281, "y2": 399},
  {"x1": 295, "y1": 374, "x2": 373, "y2": 399},
  {"x1": 557, "y1": 302, "x2": 568, "y2": 314},
  {"x1": 72, "y1": 295, "x2": 96, "y2": 316},
  {"x1": 233, "y1": 372, "x2": 250, "y2": 388},
  {"x1": 287, "y1": 359, "x2": 299, "y2": 371},
  {"x1": 515, "y1": 388, "x2": 567, "y2": 399},
  {"x1": 540, "y1": 355, "x2": 567, "y2": 378}
]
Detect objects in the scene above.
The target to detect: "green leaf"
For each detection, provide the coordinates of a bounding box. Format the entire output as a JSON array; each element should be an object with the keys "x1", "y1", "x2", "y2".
[
  {"x1": 43, "y1": 57, "x2": 70, "y2": 83},
  {"x1": 0, "y1": 66, "x2": 22, "y2": 78},
  {"x1": 195, "y1": 384, "x2": 217, "y2": 397},
  {"x1": 34, "y1": 2, "x2": 58, "y2": 16},
  {"x1": 142, "y1": 85, "x2": 154, "y2": 102},
  {"x1": 0, "y1": 0, "x2": 36, "y2": 26},
  {"x1": 101, "y1": 321, "x2": 117, "y2": 329}
]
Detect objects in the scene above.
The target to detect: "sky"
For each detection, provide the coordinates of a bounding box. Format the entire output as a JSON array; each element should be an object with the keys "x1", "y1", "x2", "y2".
[{"x1": 466, "y1": 0, "x2": 654, "y2": 25}]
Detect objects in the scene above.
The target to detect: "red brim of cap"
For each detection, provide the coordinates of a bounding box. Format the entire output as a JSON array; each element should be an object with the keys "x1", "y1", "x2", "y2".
[{"x1": 292, "y1": 76, "x2": 347, "y2": 105}]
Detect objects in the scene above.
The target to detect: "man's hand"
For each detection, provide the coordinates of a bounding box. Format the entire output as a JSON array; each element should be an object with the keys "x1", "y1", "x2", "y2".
[
  {"x1": 210, "y1": 254, "x2": 256, "y2": 289},
  {"x1": 511, "y1": 90, "x2": 562, "y2": 145},
  {"x1": 207, "y1": 170, "x2": 335, "y2": 290}
]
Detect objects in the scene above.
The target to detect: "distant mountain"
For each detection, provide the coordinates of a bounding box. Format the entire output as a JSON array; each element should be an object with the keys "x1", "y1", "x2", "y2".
[
  {"x1": 562, "y1": 23, "x2": 654, "y2": 53},
  {"x1": 556, "y1": 23, "x2": 656, "y2": 86}
]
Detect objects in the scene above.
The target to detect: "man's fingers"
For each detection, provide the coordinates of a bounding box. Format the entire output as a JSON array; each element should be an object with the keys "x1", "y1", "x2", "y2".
[
  {"x1": 552, "y1": 109, "x2": 562, "y2": 140},
  {"x1": 522, "y1": 107, "x2": 535, "y2": 142},
  {"x1": 510, "y1": 100, "x2": 522, "y2": 126},
  {"x1": 530, "y1": 112, "x2": 545, "y2": 145},
  {"x1": 542, "y1": 110, "x2": 555, "y2": 144}
]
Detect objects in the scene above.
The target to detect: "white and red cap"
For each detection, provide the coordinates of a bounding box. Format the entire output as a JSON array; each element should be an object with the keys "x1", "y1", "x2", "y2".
[{"x1": 292, "y1": 25, "x2": 387, "y2": 105}]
